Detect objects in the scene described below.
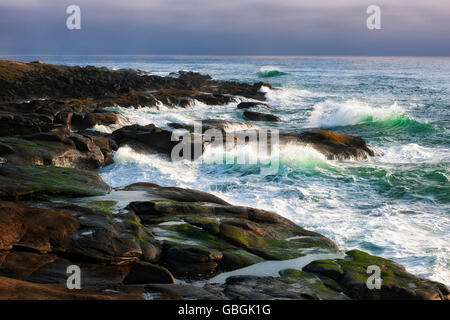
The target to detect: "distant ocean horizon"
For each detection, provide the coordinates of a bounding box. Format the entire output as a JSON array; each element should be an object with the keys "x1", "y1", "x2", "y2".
[{"x1": 5, "y1": 54, "x2": 449, "y2": 285}]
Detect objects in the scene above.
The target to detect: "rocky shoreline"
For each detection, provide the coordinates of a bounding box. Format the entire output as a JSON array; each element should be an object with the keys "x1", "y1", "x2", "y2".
[{"x1": 0, "y1": 60, "x2": 448, "y2": 300}]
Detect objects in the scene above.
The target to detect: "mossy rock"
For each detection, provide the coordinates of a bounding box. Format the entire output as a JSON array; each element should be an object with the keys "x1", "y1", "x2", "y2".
[
  {"x1": 224, "y1": 270, "x2": 349, "y2": 300},
  {"x1": 156, "y1": 222, "x2": 233, "y2": 250},
  {"x1": 221, "y1": 249, "x2": 264, "y2": 270},
  {"x1": 0, "y1": 163, "x2": 111, "y2": 200},
  {"x1": 279, "y1": 268, "x2": 348, "y2": 300},
  {"x1": 303, "y1": 250, "x2": 449, "y2": 300},
  {"x1": 82, "y1": 200, "x2": 118, "y2": 215}
]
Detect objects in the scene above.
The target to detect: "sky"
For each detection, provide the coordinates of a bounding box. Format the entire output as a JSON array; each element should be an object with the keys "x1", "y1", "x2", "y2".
[{"x1": 0, "y1": 0, "x2": 449, "y2": 56}]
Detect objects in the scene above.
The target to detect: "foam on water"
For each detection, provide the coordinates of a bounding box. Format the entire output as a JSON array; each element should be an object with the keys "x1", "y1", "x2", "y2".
[
  {"x1": 308, "y1": 99, "x2": 405, "y2": 127},
  {"x1": 259, "y1": 85, "x2": 312, "y2": 106},
  {"x1": 379, "y1": 143, "x2": 450, "y2": 164}
]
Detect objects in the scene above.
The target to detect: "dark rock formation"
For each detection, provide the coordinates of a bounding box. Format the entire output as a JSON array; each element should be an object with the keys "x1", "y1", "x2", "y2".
[
  {"x1": 224, "y1": 270, "x2": 349, "y2": 300},
  {"x1": 113, "y1": 123, "x2": 203, "y2": 159},
  {"x1": 0, "y1": 163, "x2": 111, "y2": 199},
  {"x1": 279, "y1": 129, "x2": 379, "y2": 160},
  {"x1": 0, "y1": 131, "x2": 115, "y2": 170},
  {"x1": 243, "y1": 111, "x2": 281, "y2": 122},
  {"x1": 302, "y1": 250, "x2": 450, "y2": 300},
  {"x1": 0, "y1": 276, "x2": 145, "y2": 300},
  {"x1": 237, "y1": 101, "x2": 271, "y2": 109},
  {"x1": 0, "y1": 99, "x2": 123, "y2": 137},
  {"x1": 124, "y1": 182, "x2": 337, "y2": 278},
  {"x1": 118, "y1": 182, "x2": 231, "y2": 205},
  {"x1": 168, "y1": 119, "x2": 259, "y2": 133},
  {"x1": 0, "y1": 60, "x2": 268, "y2": 106},
  {"x1": 123, "y1": 261, "x2": 175, "y2": 285}
]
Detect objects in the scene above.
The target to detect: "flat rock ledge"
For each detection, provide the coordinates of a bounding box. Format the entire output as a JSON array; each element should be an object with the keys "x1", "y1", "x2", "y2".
[{"x1": 0, "y1": 180, "x2": 447, "y2": 300}]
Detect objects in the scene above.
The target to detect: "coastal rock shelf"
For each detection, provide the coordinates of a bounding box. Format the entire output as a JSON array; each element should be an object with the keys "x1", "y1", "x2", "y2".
[{"x1": 0, "y1": 60, "x2": 447, "y2": 300}]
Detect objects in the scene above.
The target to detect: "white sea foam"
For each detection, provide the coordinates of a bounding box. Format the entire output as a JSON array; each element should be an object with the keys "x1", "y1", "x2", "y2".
[
  {"x1": 259, "y1": 85, "x2": 312, "y2": 106},
  {"x1": 109, "y1": 146, "x2": 199, "y2": 185},
  {"x1": 308, "y1": 99, "x2": 405, "y2": 128},
  {"x1": 379, "y1": 143, "x2": 450, "y2": 164}
]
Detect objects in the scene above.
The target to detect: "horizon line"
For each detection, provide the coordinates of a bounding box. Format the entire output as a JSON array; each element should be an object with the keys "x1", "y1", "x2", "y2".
[{"x1": 0, "y1": 54, "x2": 449, "y2": 58}]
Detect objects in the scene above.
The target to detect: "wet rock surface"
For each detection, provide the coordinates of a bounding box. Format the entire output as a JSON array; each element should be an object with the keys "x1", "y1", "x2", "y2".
[
  {"x1": 302, "y1": 250, "x2": 450, "y2": 300},
  {"x1": 243, "y1": 111, "x2": 281, "y2": 122},
  {"x1": 0, "y1": 60, "x2": 267, "y2": 105}
]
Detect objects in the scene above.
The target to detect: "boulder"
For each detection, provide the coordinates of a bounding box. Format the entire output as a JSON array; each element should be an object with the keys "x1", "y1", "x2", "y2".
[
  {"x1": 143, "y1": 283, "x2": 225, "y2": 300},
  {"x1": 279, "y1": 129, "x2": 378, "y2": 160},
  {"x1": 302, "y1": 250, "x2": 450, "y2": 300},
  {"x1": 0, "y1": 133, "x2": 114, "y2": 170},
  {"x1": 224, "y1": 270, "x2": 349, "y2": 300},
  {"x1": 113, "y1": 124, "x2": 203, "y2": 159},
  {"x1": 243, "y1": 111, "x2": 281, "y2": 122},
  {"x1": 118, "y1": 182, "x2": 230, "y2": 205},
  {"x1": 123, "y1": 184, "x2": 337, "y2": 278},
  {"x1": 237, "y1": 101, "x2": 270, "y2": 109},
  {"x1": 0, "y1": 201, "x2": 79, "y2": 252},
  {"x1": 123, "y1": 261, "x2": 175, "y2": 284}
]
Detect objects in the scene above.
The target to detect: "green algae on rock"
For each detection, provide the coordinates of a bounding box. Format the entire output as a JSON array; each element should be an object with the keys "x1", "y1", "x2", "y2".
[
  {"x1": 0, "y1": 163, "x2": 111, "y2": 199},
  {"x1": 303, "y1": 250, "x2": 450, "y2": 300}
]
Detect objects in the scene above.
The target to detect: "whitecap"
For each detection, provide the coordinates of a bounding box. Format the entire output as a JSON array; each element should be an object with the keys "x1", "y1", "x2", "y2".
[{"x1": 307, "y1": 99, "x2": 405, "y2": 128}]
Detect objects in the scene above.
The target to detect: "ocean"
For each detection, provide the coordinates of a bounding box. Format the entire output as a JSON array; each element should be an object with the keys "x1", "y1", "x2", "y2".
[{"x1": 3, "y1": 55, "x2": 449, "y2": 284}]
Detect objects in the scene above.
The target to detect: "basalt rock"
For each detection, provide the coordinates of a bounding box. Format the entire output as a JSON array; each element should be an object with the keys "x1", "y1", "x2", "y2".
[
  {"x1": 123, "y1": 183, "x2": 338, "y2": 278},
  {"x1": 0, "y1": 99, "x2": 123, "y2": 136},
  {"x1": 0, "y1": 163, "x2": 111, "y2": 199},
  {"x1": 237, "y1": 101, "x2": 271, "y2": 109},
  {"x1": 303, "y1": 250, "x2": 450, "y2": 300},
  {"x1": 113, "y1": 123, "x2": 203, "y2": 159},
  {"x1": 243, "y1": 111, "x2": 281, "y2": 122},
  {"x1": 0, "y1": 61, "x2": 269, "y2": 105},
  {"x1": 0, "y1": 276, "x2": 145, "y2": 300},
  {"x1": 224, "y1": 270, "x2": 349, "y2": 300},
  {"x1": 123, "y1": 261, "x2": 175, "y2": 285},
  {"x1": 168, "y1": 119, "x2": 259, "y2": 133},
  {"x1": 0, "y1": 131, "x2": 116, "y2": 170},
  {"x1": 0, "y1": 200, "x2": 162, "y2": 287},
  {"x1": 118, "y1": 182, "x2": 231, "y2": 205},
  {"x1": 279, "y1": 129, "x2": 379, "y2": 160}
]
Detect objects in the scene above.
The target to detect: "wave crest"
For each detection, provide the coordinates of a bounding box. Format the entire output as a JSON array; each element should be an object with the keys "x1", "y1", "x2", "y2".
[
  {"x1": 308, "y1": 99, "x2": 431, "y2": 131},
  {"x1": 258, "y1": 66, "x2": 287, "y2": 78}
]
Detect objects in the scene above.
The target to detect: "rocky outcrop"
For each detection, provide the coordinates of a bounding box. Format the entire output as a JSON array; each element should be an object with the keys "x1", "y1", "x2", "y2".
[
  {"x1": 224, "y1": 270, "x2": 349, "y2": 300},
  {"x1": 0, "y1": 131, "x2": 116, "y2": 170},
  {"x1": 302, "y1": 250, "x2": 450, "y2": 300},
  {"x1": 278, "y1": 129, "x2": 379, "y2": 160},
  {"x1": 0, "y1": 99, "x2": 123, "y2": 137},
  {"x1": 113, "y1": 124, "x2": 203, "y2": 159},
  {"x1": 168, "y1": 119, "x2": 260, "y2": 134},
  {"x1": 237, "y1": 101, "x2": 271, "y2": 109},
  {"x1": 0, "y1": 163, "x2": 111, "y2": 199},
  {"x1": 0, "y1": 276, "x2": 145, "y2": 300},
  {"x1": 243, "y1": 111, "x2": 281, "y2": 122},
  {"x1": 0, "y1": 182, "x2": 448, "y2": 300},
  {"x1": 122, "y1": 182, "x2": 337, "y2": 278},
  {"x1": 0, "y1": 61, "x2": 268, "y2": 106}
]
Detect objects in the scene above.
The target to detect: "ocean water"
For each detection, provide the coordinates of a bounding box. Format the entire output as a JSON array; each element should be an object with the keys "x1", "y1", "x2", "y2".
[{"x1": 3, "y1": 55, "x2": 449, "y2": 284}]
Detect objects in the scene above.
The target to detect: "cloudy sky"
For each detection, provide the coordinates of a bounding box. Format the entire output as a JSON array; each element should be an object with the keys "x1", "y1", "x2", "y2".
[{"x1": 0, "y1": 0, "x2": 449, "y2": 55}]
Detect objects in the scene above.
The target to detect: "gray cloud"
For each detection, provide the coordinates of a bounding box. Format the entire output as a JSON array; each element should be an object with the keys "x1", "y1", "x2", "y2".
[{"x1": 0, "y1": 0, "x2": 449, "y2": 55}]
